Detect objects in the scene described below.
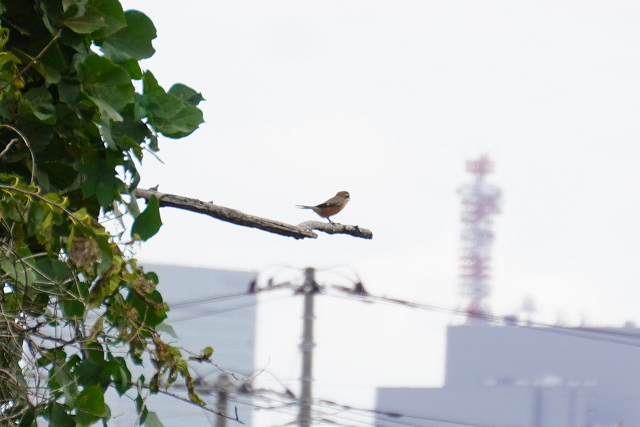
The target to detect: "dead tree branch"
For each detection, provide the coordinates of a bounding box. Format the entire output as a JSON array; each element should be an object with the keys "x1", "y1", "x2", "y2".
[
  {"x1": 296, "y1": 221, "x2": 373, "y2": 239},
  {"x1": 133, "y1": 188, "x2": 373, "y2": 240}
]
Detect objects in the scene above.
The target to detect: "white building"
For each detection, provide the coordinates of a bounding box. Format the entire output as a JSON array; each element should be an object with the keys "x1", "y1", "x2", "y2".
[{"x1": 376, "y1": 323, "x2": 640, "y2": 427}]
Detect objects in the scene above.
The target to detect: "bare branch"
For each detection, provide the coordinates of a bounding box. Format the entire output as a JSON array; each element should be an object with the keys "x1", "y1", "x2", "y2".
[
  {"x1": 133, "y1": 188, "x2": 373, "y2": 240},
  {"x1": 296, "y1": 221, "x2": 373, "y2": 239}
]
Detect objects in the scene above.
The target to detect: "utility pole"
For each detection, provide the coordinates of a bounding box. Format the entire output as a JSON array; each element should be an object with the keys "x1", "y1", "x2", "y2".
[
  {"x1": 215, "y1": 373, "x2": 232, "y2": 427},
  {"x1": 298, "y1": 267, "x2": 319, "y2": 427}
]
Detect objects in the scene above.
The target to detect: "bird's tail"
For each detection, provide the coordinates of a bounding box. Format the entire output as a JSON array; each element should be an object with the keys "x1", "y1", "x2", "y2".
[{"x1": 296, "y1": 205, "x2": 314, "y2": 209}]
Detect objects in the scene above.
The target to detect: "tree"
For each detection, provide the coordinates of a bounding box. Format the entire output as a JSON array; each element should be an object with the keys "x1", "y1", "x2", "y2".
[
  {"x1": 0, "y1": 1, "x2": 373, "y2": 426},
  {"x1": 0, "y1": 0, "x2": 207, "y2": 425}
]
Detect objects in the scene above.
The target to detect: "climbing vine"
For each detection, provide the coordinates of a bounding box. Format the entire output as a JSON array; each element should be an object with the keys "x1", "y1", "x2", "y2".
[{"x1": 0, "y1": 0, "x2": 209, "y2": 425}]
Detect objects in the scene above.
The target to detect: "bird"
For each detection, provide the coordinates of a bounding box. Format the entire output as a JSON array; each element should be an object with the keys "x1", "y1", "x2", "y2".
[{"x1": 296, "y1": 191, "x2": 350, "y2": 225}]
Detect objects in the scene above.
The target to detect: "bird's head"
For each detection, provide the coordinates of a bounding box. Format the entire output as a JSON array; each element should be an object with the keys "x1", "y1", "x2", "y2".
[{"x1": 337, "y1": 191, "x2": 350, "y2": 200}]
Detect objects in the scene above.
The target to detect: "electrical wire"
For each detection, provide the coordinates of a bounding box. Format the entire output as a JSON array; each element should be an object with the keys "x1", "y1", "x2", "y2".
[
  {"x1": 169, "y1": 291, "x2": 253, "y2": 310},
  {"x1": 226, "y1": 395, "x2": 300, "y2": 425},
  {"x1": 254, "y1": 394, "x2": 488, "y2": 427},
  {"x1": 167, "y1": 278, "x2": 296, "y2": 311},
  {"x1": 316, "y1": 398, "x2": 504, "y2": 427},
  {"x1": 317, "y1": 410, "x2": 419, "y2": 427},
  {"x1": 159, "y1": 377, "x2": 517, "y2": 427},
  {"x1": 170, "y1": 294, "x2": 293, "y2": 322},
  {"x1": 325, "y1": 292, "x2": 640, "y2": 348},
  {"x1": 115, "y1": 266, "x2": 640, "y2": 427}
]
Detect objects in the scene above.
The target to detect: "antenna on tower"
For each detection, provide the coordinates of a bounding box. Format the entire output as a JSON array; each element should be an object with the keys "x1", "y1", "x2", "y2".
[{"x1": 458, "y1": 156, "x2": 501, "y2": 324}]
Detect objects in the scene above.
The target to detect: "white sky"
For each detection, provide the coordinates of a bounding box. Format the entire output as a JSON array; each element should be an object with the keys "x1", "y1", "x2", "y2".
[{"x1": 119, "y1": 1, "x2": 640, "y2": 424}]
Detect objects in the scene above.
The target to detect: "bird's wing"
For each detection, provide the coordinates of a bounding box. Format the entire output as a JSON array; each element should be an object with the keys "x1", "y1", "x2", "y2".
[{"x1": 315, "y1": 196, "x2": 343, "y2": 208}]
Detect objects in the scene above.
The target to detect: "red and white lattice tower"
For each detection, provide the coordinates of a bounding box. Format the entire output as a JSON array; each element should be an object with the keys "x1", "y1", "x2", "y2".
[{"x1": 458, "y1": 156, "x2": 501, "y2": 324}]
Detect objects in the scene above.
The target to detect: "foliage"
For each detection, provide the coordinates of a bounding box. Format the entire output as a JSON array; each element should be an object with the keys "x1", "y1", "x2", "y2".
[{"x1": 0, "y1": 0, "x2": 206, "y2": 425}]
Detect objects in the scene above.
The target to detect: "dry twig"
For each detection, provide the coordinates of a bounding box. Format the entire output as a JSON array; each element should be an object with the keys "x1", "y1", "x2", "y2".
[{"x1": 133, "y1": 188, "x2": 373, "y2": 240}]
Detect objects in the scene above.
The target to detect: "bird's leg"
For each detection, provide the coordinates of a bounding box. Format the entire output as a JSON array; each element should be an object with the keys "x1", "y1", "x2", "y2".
[{"x1": 327, "y1": 218, "x2": 336, "y2": 225}]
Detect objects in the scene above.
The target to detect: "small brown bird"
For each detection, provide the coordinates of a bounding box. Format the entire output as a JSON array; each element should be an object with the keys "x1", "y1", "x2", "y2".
[{"x1": 297, "y1": 191, "x2": 350, "y2": 225}]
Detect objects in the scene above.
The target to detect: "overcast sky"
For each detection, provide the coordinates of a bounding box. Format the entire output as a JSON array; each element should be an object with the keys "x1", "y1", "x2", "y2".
[{"x1": 119, "y1": 1, "x2": 640, "y2": 424}]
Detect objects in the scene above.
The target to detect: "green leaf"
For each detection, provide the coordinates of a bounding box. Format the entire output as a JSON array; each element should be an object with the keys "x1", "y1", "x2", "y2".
[
  {"x1": 145, "y1": 271, "x2": 159, "y2": 285},
  {"x1": 40, "y1": 161, "x2": 79, "y2": 190},
  {"x1": 143, "y1": 90, "x2": 204, "y2": 138},
  {"x1": 62, "y1": 0, "x2": 77, "y2": 12},
  {"x1": 80, "y1": 55, "x2": 134, "y2": 122},
  {"x1": 76, "y1": 411, "x2": 99, "y2": 427},
  {"x1": 89, "y1": 96, "x2": 123, "y2": 122},
  {"x1": 19, "y1": 87, "x2": 56, "y2": 124},
  {"x1": 96, "y1": 11, "x2": 157, "y2": 61},
  {"x1": 137, "y1": 375, "x2": 145, "y2": 394},
  {"x1": 142, "y1": 71, "x2": 163, "y2": 94},
  {"x1": 84, "y1": 341, "x2": 105, "y2": 363},
  {"x1": 0, "y1": 27, "x2": 9, "y2": 48},
  {"x1": 88, "y1": 271, "x2": 120, "y2": 308},
  {"x1": 49, "y1": 403, "x2": 75, "y2": 427},
  {"x1": 143, "y1": 412, "x2": 165, "y2": 427},
  {"x1": 118, "y1": 58, "x2": 143, "y2": 79},
  {"x1": 1, "y1": 260, "x2": 37, "y2": 286},
  {"x1": 63, "y1": 15, "x2": 108, "y2": 34},
  {"x1": 132, "y1": 195, "x2": 162, "y2": 241},
  {"x1": 109, "y1": 356, "x2": 132, "y2": 395},
  {"x1": 111, "y1": 106, "x2": 152, "y2": 148},
  {"x1": 35, "y1": 257, "x2": 73, "y2": 282},
  {"x1": 76, "y1": 359, "x2": 106, "y2": 387},
  {"x1": 61, "y1": 298, "x2": 85, "y2": 318},
  {"x1": 11, "y1": 38, "x2": 65, "y2": 84},
  {"x1": 16, "y1": 406, "x2": 35, "y2": 427},
  {"x1": 88, "y1": 0, "x2": 126, "y2": 38},
  {"x1": 50, "y1": 363, "x2": 79, "y2": 406},
  {"x1": 0, "y1": 52, "x2": 21, "y2": 68},
  {"x1": 74, "y1": 385, "x2": 106, "y2": 417},
  {"x1": 27, "y1": 201, "x2": 54, "y2": 243},
  {"x1": 202, "y1": 346, "x2": 213, "y2": 358},
  {"x1": 58, "y1": 77, "x2": 82, "y2": 108},
  {"x1": 135, "y1": 394, "x2": 148, "y2": 424},
  {"x1": 35, "y1": 41, "x2": 66, "y2": 84},
  {"x1": 127, "y1": 192, "x2": 141, "y2": 216},
  {"x1": 127, "y1": 288, "x2": 167, "y2": 328},
  {"x1": 168, "y1": 84, "x2": 204, "y2": 107},
  {"x1": 95, "y1": 233, "x2": 116, "y2": 274},
  {"x1": 156, "y1": 322, "x2": 178, "y2": 338},
  {"x1": 79, "y1": 160, "x2": 125, "y2": 207},
  {"x1": 64, "y1": 0, "x2": 126, "y2": 37}
]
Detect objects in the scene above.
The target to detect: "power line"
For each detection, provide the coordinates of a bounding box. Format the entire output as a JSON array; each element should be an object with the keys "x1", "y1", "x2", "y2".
[
  {"x1": 169, "y1": 358, "x2": 513, "y2": 427},
  {"x1": 229, "y1": 383, "x2": 505, "y2": 427},
  {"x1": 325, "y1": 291, "x2": 640, "y2": 348},
  {"x1": 255, "y1": 393, "x2": 492, "y2": 427},
  {"x1": 167, "y1": 278, "x2": 296, "y2": 311},
  {"x1": 162, "y1": 268, "x2": 640, "y2": 427},
  {"x1": 170, "y1": 294, "x2": 293, "y2": 322},
  {"x1": 317, "y1": 410, "x2": 420, "y2": 427},
  {"x1": 169, "y1": 291, "x2": 253, "y2": 310},
  {"x1": 316, "y1": 399, "x2": 502, "y2": 427}
]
